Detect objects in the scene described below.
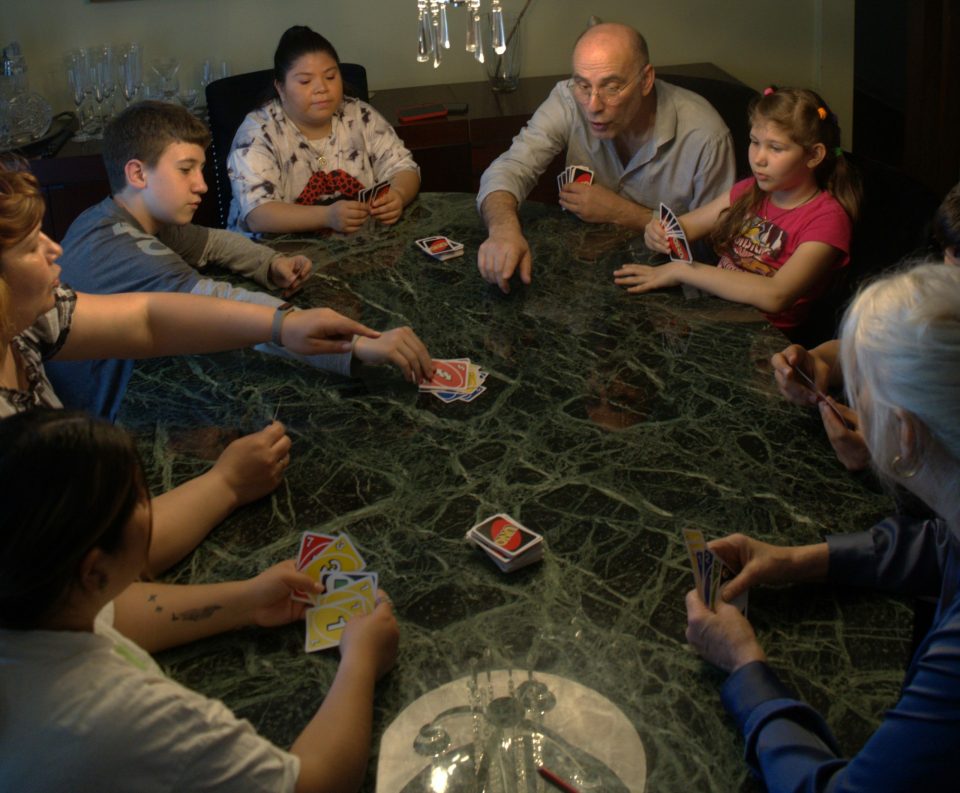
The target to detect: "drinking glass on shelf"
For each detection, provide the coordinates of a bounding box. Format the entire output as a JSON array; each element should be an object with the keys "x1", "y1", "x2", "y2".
[
  {"x1": 92, "y1": 46, "x2": 117, "y2": 134},
  {"x1": 200, "y1": 59, "x2": 216, "y2": 90},
  {"x1": 150, "y1": 57, "x2": 180, "y2": 102},
  {"x1": 65, "y1": 49, "x2": 95, "y2": 141},
  {"x1": 179, "y1": 84, "x2": 201, "y2": 114},
  {"x1": 120, "y1": 42, "x2": 143, "y2": 106}
]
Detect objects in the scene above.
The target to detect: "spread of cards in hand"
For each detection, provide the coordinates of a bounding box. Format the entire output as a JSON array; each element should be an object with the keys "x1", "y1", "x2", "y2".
[
  {"x1": 466, "y1": 513, "x2": 544, "y2": 572},
  {"x1": 357, "y1": 179, "x2": 391, "y2": 205},
  {"x1": 557, "y1": 164, "x2": 594, "y2": 190},
  {"x1": 419, "y1": 358, "x2": 487, "y2": 403},
  {"x1": 295, "y1": 531, "x2": 379, "y2": 653},
  {"x1": 682, "y1": 528, "x2": 748, "y2": 613},
  {"x1": 415, "y1": 235, "x2": 464, "y2": 261},
  {"x1": 659, "y1": 202, "x2": 693, "y2": 263}
]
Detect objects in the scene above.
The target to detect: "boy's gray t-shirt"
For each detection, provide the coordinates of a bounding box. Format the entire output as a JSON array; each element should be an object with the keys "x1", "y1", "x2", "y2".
[{"x1": 46, "y1": 197, "x2": 350, "y2": 420}]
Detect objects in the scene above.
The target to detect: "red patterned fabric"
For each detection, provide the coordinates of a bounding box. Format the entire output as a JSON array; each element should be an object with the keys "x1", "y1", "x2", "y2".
[{"x1": 295, "y1": 169, "x2": 365, "y2": 205}]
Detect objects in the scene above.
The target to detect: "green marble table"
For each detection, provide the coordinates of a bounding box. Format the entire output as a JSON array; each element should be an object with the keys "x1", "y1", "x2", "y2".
[{"x1": 118, "y1": 193, "x2": 912, "y2": 792}]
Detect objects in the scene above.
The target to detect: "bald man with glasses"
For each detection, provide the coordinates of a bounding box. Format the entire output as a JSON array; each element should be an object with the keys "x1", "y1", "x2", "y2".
[{"x1": 477, "y1": 22, "x2": 735, "y2": 293}]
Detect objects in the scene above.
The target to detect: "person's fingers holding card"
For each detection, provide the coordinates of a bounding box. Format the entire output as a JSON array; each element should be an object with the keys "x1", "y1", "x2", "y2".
[
  {"x1": 684, "y1": 589, "x2": 766, "y2": 674},
  {"x1": 820, "y1": 399, "x2": 871, "y2": 471},
  {"x1": 370, "y1": 183, "x2": 404, "y2": 225},
  {"x1": 643, "y1": 219, "x2": 672, "y2": 255}
]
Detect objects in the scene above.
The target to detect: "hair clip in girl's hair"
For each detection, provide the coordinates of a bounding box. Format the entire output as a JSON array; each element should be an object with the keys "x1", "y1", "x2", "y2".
[
  {"x1": 834, "y1": 146, "x2": 844, "y2": 157},
  {"x1": 763, "y1": 86, "x2": 776, "y2": 96},
  {"x1": 817, "y1": 107, "x2": 828, "y2": 121}
]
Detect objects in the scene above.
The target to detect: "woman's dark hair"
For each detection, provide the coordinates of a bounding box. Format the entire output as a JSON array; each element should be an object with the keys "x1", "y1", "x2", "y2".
[
  {"x1": 932, "y1": 182, "x2": 960, "y2": 254},
  {"x1": 273, "y1": 25, "x2": 340, "y2": 85},
  {"x1": 0, "y1": 410, "x2": 149, "y2": 629}
]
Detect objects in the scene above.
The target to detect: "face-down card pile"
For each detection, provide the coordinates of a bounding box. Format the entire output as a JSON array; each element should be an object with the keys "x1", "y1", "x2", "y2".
[{"x1": 466, "y1": 513, "x2": 543, "y2": 572}]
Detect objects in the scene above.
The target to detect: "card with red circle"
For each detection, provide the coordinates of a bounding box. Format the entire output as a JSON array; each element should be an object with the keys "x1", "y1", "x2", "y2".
[{"x1": 467, "y1": 513, "x2": 542, "y2": 559}]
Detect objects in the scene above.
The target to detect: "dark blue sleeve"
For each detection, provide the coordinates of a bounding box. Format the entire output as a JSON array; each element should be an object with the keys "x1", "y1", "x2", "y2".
[
  {"x1": 722, "y1": 601, "x2": 960, "y2": 793},
  {"x1": 828, "y1": 516, "x2": 950, "y2": 597}
]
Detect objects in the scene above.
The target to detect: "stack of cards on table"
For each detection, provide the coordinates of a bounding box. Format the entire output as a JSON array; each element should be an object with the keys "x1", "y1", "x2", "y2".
[
  {"x1": 557, "y1": 164, "x2": 595, "y2": 190},
  {"x1": 419, "y1": 358, "x2": 487, "y2": 403},
  {"x1": 466, "y1": 513, "x2": 543, "y2": 572},
  {"x1": 658, "y1": 203, "x2": 693, "y2": 263},
  {"x1": 294, "y1": 531, "x2": 379, "y2": 653},
  {"x1": 682, "y1": 528, "x2": 747, "y2": 613},
  {"x1": 358, "y1": 180, "x2": 390, "y2": 204},
  {"x1": 415, "y1": 235, "x2": 464, "y2": 261}
]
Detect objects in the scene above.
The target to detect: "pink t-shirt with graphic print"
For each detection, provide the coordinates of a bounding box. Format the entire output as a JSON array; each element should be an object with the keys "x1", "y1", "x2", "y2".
[{"x1": 717, "y1": 177, "x2": 852, "y2": 330}]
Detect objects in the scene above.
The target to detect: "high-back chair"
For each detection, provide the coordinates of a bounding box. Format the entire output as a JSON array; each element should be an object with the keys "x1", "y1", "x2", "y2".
[{"x1": 205, "y1": 63, "x2": 369, "y2": 228}]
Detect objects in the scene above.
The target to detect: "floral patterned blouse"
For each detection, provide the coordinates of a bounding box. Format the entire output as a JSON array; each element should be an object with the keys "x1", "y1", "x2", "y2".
[
  {"x1": 226, "y1": 97, "x2": 419, "y2": 233},
  {"x1": 0, "y1": 287, "x2": 75, "y2": 417}
]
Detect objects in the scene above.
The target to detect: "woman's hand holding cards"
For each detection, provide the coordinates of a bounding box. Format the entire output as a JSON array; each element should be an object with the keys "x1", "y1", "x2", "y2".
[
  {"x1": 819, "y1": 399, "x2": 870, "y2": 471},
  {"x1": 339, "y1": 589, "x2": 400, "y2": 681},
  {"x1": 324, "y1": 200, "x2": 370, "y2": 234},
  {"x1": 709, "y1": 533, "x2": 830, "y2": 603},
  {"x1": 246, "y1": 560, "x2": 320, "y2": 628},
  {"x1": 685, "y1": 589, "x2": 766, "y2": 674},
  {"x1": 369, "y1": 187, "x2": 404, "y2": 225}
]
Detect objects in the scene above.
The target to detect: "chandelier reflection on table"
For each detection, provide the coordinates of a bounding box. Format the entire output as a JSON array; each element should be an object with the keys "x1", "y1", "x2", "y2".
[{"x1": 377, "y1": 650, "x2": 647, "y2": 793}]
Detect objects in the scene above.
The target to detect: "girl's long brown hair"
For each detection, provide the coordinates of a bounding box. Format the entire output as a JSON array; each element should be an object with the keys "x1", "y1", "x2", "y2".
[{"x1": 710, "y1": 87, "x2": 862, "y2": 260}]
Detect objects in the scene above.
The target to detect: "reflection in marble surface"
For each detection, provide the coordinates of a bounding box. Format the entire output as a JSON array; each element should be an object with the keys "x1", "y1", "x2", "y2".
[
  {"x1": 377, "y1": 669, "x2": 644, "y2": 793},
  {"x1": 118, "y1": 194, "x2": 911, "y2": 792}
]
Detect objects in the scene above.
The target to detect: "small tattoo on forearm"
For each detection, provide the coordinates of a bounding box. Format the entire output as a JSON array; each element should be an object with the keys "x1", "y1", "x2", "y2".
[{"x1": 171, "y1": 605, "x2": 223, "y2": 622}]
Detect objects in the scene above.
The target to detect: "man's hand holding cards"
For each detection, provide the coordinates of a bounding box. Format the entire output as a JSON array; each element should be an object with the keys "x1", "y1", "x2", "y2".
[
  {"x1": 415, "y1": 235, "x2": 464, "y2": 261},
  {"x1": 682, "y1": 528, "x2": 748, "y2": 613},
  {"x1": 466, "y1": 513, "x2": 543, "y2": 572},
  {"x1": 294, "y1": 531, "x2": 382, "y2": 653}
]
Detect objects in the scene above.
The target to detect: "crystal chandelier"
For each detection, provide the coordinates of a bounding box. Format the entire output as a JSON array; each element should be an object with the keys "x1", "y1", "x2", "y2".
[{"x1": 417, "y1": 0, "x2": 508, "y2": 68}]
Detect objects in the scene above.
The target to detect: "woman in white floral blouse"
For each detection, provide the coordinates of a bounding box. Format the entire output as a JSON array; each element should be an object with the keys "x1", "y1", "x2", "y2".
[{"x1": 227, "y1": 25, "x2": 421, "y2": 235}]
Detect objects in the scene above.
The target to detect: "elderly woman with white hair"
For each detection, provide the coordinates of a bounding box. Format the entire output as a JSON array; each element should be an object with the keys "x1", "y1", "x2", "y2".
[{"x1": 685, "y1": 262, "x2": 960, "y2": 791}]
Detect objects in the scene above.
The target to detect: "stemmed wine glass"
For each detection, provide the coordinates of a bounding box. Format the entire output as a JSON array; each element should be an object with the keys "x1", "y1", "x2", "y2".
[
  {"x1": 120, "y1": 43, "x2": 143, "y2": 106},
  {"x1": 150, "y1": 57, "x2": 180, "y2": 102},
  {"x1": 92, "y1": 46, "x2": 117, "y2": 136},
  {"x1": 64, "y1": 49, "x2": 95, "y2": 141}
]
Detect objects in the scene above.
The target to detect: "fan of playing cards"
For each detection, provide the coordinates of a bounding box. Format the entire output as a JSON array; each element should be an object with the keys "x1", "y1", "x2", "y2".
[
  {"x1": 358, "y1": 180, "x2": 391, "y2": 205},
  {"x1": 466, "y1": 513, "x2": 544, "y2": 572},
  {"x1": 294, "y1": 531, "x2": 380, "y2": 653},
  {"x1": 557, "y1": 164, "x2": 594, "y2": 191},
  {"x1": 659, "y1": 202, "x2": 693, "y2": 263},
  {"x1": 415, "y1": 235, "x2": 464, "y2": 261},
  {"x1": 682, "y1": 528, "x2": 747, "y2": 613},
  {"x1": 419, "y1": 358, "x2": 487, "y2": 403}
]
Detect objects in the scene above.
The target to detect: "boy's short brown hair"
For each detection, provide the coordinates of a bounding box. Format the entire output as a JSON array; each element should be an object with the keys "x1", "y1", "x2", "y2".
[{"x1": 102, "y1": 100, "x2": 211, "y2": 193}]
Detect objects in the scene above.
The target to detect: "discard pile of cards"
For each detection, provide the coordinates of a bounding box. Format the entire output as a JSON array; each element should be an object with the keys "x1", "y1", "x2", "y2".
[
  {"x1": 415, "y1": 235, "x2": 464, "y2": 261},
  {"x1": 557, "y1": 164, "x2": 594, "y2": 190},
  {"x1": 659, "y1": 203, "x2": 693, "y2": 263},
  {"x1": 682, "y1": 528, "x2": 747, "y2": 613},
  {"x1": 466, "y1": 513, "x2": 543, "y2": 572},
  {"x1": 294, "y1": 531, "x2": 379, "y2": 653},
  {"x1": 419, "y1": 358, "x2": 487, "y2": 403},
  {"x1": 358, "y1": 180, "x2": 390, "y2": 204}
]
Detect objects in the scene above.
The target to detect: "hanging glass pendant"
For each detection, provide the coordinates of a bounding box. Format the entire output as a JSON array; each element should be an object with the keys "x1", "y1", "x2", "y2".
[
  {"x1": 417, "y1": 0, "x2": 431, "y2": 62},
  {"x1": 465, "y1": 0, "x2": 480, "y2": 52},
  {"x1": 473, "y1": 12, "x2": 485, "y2": 63},
  {"x1": 491, "y1": 0, "x2": 507, "y2": 54},
  {"x1": 430, "y1": 1, "x2": 442, "y2": 67},
  {"x1": 438, "y1": 0, "x2": 451, "y2": 48}
]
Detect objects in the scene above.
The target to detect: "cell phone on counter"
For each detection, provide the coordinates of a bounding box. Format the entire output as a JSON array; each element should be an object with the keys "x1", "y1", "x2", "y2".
[{"x1": 397, "y1": 103, "x2": 449, "y2": 123}]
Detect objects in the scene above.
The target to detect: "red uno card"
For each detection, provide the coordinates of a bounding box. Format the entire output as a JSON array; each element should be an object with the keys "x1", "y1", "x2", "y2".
[
  {"x1": 421, "y1": 358, "x2": 470, "y2": 391},
  {"x1": 297, "y1": 532, "x2": 336, "y2": 569}
]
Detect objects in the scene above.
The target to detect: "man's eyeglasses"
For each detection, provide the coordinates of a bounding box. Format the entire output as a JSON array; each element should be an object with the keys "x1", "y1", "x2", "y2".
[{"x1": 568, "y1": 67, "x2": 646, "y2": 104}]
